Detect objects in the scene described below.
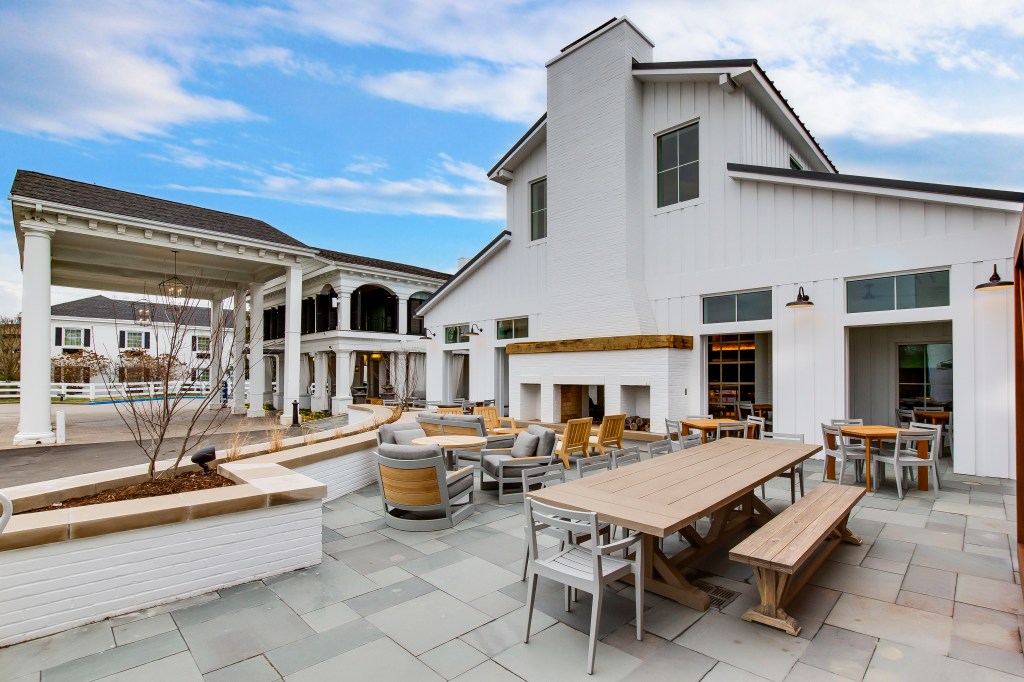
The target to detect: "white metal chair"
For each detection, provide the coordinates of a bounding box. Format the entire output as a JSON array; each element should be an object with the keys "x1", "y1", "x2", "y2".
[
  {"x1": 872, "y1": 429, "x2": 939, "y2": 499},
  {"x1": 610, "y1": 446, "x2": 642, "y2": 468},
  {"x1": 679, "y1": 433, "x2": 703, "y2": 449},
  {"x1": 820, "y1": 424, "x2": 867, "y2": 485},
  {"x1": 577, "y1": 454, "x2": 613, "y2": 478},
  {"x1": 746, "y1": 415, "x2": 766, "y2": 439},
  {"x1": 737, "y1": 400, "x2": 754, "y2": 420},
  {"x1": 664, "y1": 418, "x2": 684, "y2": 450},
  {"x1": 648, "y1": 439, "x2": 674, "y2": 458},
  {"x1": 831, "y1": 418, "x2": 868, "y2": 477},
  {"x1": 760, "y1": 431, "x2": 806, "y2": 502},
  {"x1": 895, "y1": 408, "x2": 914, "y2": 429},
  {"x1": 716, "y1": 422, "x2": 747, "y2": 439},
  {"x1": 524, "y1": 498, "x2": 644, "y2": 675}
]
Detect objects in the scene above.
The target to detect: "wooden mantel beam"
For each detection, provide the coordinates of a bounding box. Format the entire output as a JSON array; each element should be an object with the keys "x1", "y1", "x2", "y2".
[{"x1": 506, "y1": 334, "x2": 693, "y2": 355}]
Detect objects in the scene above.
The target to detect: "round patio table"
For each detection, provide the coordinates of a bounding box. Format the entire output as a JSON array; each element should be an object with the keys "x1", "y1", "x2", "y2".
[{"x1": 411, "y1": 435, "x2": 487, "y2": 469}]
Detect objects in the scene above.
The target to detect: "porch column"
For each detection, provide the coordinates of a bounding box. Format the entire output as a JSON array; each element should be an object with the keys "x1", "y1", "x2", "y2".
[
  {"x1": 247, "y1": 282, "x2": 266, "y2": 417},
  {"x1": 282, "y1": 266, "x2": 302, "y2": 424},
  {"x1": 312, "y1": 351, "x2": 329, "y2": 412},
  {"x1": 231, "y1": 286, "x2": 247, "y2": 415},
  {"x1": 209, "y1": 293, "x2": 224, "y2": 406},
  {"x1": 272, "y1": 356, "x2": 283, "y2": 410},
  {"x1": 14, "y1": 222, "x2": 55, "y2": 446},
  {"x1": 339, "y1": 290, "x2": 352, "y2": 331},
  {"x1": 332, "y1": 350, "x2": 351, "y2": 415},
  {"x1": 398, "y1": 297, "x2": 409, "y2": 335}
]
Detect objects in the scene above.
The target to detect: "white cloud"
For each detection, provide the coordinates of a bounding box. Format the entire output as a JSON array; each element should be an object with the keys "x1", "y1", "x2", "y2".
[
  {"x1": 345, "y1": 157, "x2": 389, "y2": 175},
  {"x1": 218, "y1": 45, "x2": 337, "y2": 81}
]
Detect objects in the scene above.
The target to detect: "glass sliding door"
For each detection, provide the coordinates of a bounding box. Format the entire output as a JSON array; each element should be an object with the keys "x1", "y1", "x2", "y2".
[{"x1": 897, "y1": 343, "x2": 953, "y2": 408}]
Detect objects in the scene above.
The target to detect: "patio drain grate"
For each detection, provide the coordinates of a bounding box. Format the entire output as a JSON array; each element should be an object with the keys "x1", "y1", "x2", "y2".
[{"x1": 692, "y1": 580, "x2": 741, "y2": 610}]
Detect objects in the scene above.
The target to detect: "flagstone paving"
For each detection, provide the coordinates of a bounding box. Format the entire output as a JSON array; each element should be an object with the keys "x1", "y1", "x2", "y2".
[{"x1": 1, "y1": 457, "x2": 1021, "y2": 681}]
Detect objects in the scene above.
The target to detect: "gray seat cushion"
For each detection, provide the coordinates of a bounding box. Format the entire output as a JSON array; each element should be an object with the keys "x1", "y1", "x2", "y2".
[
  {"x1": 378, "y1": 443, "x2": 441, "y2": 461},
  {"x1": 379, "y1": 422, "x2": 428, "y2": 445},
  {"x1": 447, "y1": 472, "x2": 473, "y2": 499},
  {"x1": 527, "y1": 425, "x2": 556, "y2": 458},
  {"x1": 510, "y1": 431, "x2": 540, "y2": 457},
  {"x1": 482, "y1": 453, "x2": 544, "y2": 477},
  {"x1": 486, "y1": 434, "x2": 515, "y2": 448},
  {"x1": 393, "y1": 428, "x2": 426, "y2": 445}
]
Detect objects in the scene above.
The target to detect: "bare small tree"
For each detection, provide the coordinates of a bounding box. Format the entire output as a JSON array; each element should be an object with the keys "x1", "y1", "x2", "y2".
[
  {"x1": 90, "y1": 286, "x2": 259, "y2": 480},
  {"x1": 389, "y1": 342, "x2": 424, "y2": 407},
  {"x1": 0, "y1": 316, "x2": 20, "y2": 381}
]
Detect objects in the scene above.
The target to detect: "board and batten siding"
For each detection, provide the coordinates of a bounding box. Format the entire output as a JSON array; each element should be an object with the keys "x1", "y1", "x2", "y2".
[
  {"x1": 294, "y1": 447, "x2": 376, "y2": 501},
  {"x1": 742, "y1": 93, "x2": 807, "y2": 170}
]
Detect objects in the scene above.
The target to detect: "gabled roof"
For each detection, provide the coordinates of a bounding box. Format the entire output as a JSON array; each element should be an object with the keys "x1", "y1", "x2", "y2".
[
  {"x1": 727, "y1": 163, "x2": 1024, "y2": 205},
  {"x1": 50, "y1": 295, "x2": 233, "y2": 327},
  {"x1": 416, "y1": 230, "x2": 512, "y2": 316},
  {"x1": 316, "y1": 248, "x2": 450, "y2": 281},
  {"x1": 487, "y1": 114, "x2": 547, "y2": 179},
  {"x1": 10, "y1": 170, "x2": 310, "y2": 249}
]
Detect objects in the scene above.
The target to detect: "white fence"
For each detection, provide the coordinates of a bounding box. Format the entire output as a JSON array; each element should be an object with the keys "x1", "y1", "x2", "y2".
[{"x1": 0, "y1": 381, "x2": 216, "y2": 402}]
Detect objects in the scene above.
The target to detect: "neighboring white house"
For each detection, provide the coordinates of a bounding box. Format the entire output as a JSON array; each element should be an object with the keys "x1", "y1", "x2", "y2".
[
  {"x1": 49, "y1": 295, "x2": 234, "y2": 384},
  {"x1": 260, "y1": 248, "x2": 448, "y2": 414},
  {"x1": 419, "y1": 17, "x2": 1023, "y2": 477}
]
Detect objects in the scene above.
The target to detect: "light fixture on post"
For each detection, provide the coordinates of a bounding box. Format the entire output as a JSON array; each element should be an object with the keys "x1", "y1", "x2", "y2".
[
  {"x1": 975, "y1": 264, "x2": 1014, "y2": 291},
  {"x1": 159, "y1": 250, "x2": 191, "y2": 300},
  {"x1": 786, "y1": 286, "x2": 814, "y2": 308},
  {"x1": 133, "y1": 299, "x2": 153, "y2": 326},
  {"x1": 419, "y1": 328, "x2": 436, "y2": 341},
  {"x1": 465, "y1": 323, "x2": 483, "y2": 336}
]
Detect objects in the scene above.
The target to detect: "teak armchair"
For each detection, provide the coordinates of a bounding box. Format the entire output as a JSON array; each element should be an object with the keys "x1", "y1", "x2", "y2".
[
  {"x1": 554, "y1": 417, "x2": 594, "y2": 469},
  {"x1": 589, "y1": 414, "x2": 625, "y2": 455}
]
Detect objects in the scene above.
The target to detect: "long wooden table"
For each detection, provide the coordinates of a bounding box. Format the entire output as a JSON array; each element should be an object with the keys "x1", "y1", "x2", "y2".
[{"x1": 528, "y1": 438, "x2": 820, "y2": 610}]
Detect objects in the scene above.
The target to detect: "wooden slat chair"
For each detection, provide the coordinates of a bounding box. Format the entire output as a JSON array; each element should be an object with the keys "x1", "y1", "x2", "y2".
[
  {"x1": 374, "y1": 444, "x2": 474, "y2": 531},
  {"x1": 589, "y1": 414, "x2": 625, "y2": 455},
  {"x1": 730, "y1": 484, "x2": 864, "y2": 636},
  {"x1": 554, "y1": 417, "x2": 594, "y2": 469},
  {"x1": 367, "y1": 397, "x2": 384, "y2": 405},
  {"x1": 437, "y1": 406, "x2": 464, "y2": 415},
  {"x1": 416, "y1": 413, "x2": 445, "y2": 437},
  {"x1": 474, "y1": 405, "x2": 501, "y2": 431}
]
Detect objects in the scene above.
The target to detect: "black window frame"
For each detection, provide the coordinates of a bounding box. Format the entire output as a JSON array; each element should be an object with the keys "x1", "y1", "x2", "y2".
[
  {"x1": 702, "y1": 290, "x2": 773, "y2": 324},
  {"x1": 656, "y1": 121, "x2": 700, "y2": 208},
  {"x1": 846, "y1": 270, "x2": 950, "y2": 314},
  {"x1": 530, "y1": 178, "x2": 547, "y2": 241}
]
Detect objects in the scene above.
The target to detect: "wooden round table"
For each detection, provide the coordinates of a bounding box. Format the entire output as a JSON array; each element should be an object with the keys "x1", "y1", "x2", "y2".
[{"x1": 411, "y1": 435, "x2": 487, "y2": 469}]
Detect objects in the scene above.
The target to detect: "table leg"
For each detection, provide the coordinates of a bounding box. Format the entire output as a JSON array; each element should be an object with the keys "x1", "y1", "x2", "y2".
[
  {"x1": 864, "y1": 439, "x2": 872, "y2": 491},
  {"x1": 634, "y1": 534, "x2": 711, "y2": 610},
  {"x1": 701, "y1": 429, "x2": 709, "y2": 444},
  {"x1": 917, "y1": 440, "x2": 929, "y2": 491}
]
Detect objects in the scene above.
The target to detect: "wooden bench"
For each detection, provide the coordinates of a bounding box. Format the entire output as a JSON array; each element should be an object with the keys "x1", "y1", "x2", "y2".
[{"x1": 729, "y1": 483, "x2": 865, "y2": 636}]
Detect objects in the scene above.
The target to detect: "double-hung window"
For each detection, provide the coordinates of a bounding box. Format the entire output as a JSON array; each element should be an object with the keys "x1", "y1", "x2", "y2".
[
  {"x1": 530, "y1": 178, "x2": 547, "y2": 240},
  {"x1": 657, "y1": 122, "x2": 699, "y2": 208},
  {"x1": 63, "y1": 329, "x2": 83, "y2": 347},
  {"x1": 125, "y1": 331, "x2": 144, "y2": 349}
]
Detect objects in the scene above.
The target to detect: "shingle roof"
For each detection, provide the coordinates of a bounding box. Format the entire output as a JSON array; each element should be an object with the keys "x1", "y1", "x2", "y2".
[
  {"x1": 316, "y1": 248, "x2": 450, "y2": 281},
  {"x1": 10, "y1": 170, "x2": 309, "y2": 249},
  {"x1": 50, "y1": 295, "x2": 233, "y2": 327}
]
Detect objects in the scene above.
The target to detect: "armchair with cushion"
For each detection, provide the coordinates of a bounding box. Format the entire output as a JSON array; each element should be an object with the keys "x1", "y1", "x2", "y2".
[
  {"x1": 374, "y1": 443, "x2": 474, "y2": 531},
  {"x1": 479, "y1": 425, "x2": 557, "y2": 504},
  {"x1": 377, "y1": 421, "x2": 427, "y2": 446}
]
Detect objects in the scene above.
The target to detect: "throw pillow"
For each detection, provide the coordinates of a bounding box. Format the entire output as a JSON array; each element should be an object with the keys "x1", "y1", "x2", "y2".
[
  {"x1": 393, "y1": 429, "x2": 426, "y2": 446},
  {"x1": 510, "y1": 431, "x2": 540, "y2": 458}
]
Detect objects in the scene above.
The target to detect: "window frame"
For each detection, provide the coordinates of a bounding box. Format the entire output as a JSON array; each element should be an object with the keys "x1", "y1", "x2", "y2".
[
  {"x1": 496, "y1": 317, "x2": 529, "y2": 340},
  {"x1": 655, "y1": 119, "x2": 700, "y2": 210},
  {"x1": 62, "y1": 328, "x2": 85, "y2": 348},
  {"x1": 702, "y1": 289, "x2": 773, "y2": 325},
  {"x1": 195, "y1": 335, "x2": 211, "y2": 352},
  {"x1": 789, "y1": 155, "x2": 803, "y2": 170},
  {"x1": 444, "y1": 324, "x2": 471, "y2": 344},
  {"x1": 529, "y1": 177, "x2": 547, "y2": 241},
  {"x1": 125, "y1": 331, "x2": 145, "y2": 349},
  {"x1": 846, "y1": 269, "x2": 950, "y2": 314}
]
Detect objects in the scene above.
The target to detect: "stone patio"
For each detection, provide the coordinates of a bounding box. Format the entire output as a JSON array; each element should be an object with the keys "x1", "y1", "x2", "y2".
[{"x1": 0, "y1": 456, "x2": 1020, "y2": 681}]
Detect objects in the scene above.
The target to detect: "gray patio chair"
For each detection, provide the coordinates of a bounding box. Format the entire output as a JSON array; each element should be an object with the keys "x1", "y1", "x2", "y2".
[
  {"x1": 648, "y1": 439, "x2": 674, "y2": 458},
  {"x1": 679, "y1": 433, "x2": 703, "y2": 449},
  {"x1": 746, "y1": 415, "x2": 766, "y2": 439},
  {"x1": 664, "y1": 418, "x2": 684, "y2": 449},
  {"x1": 738, "y1": 400, "x2": 754, "y2": 420},
  {"x1": 479, "y1": 424, "x2": 557, "y2": 504},
  {"x1": 873, "y1": 429, "x2": 939, "y2": 499},
  {"x1": 524, "y1": 498, "x2": 644, "y2": 675},
  {"x1": 716, "y1": 422, "x2": 747, "y2": 439},
  {"x1": 576, "y1": 454, "x2": 612, "y2": 478},
  {"x1": 760, "y1": 431, "x2": 805, "y2": 502},
  {"x1": 821, "y1": 424, "x2": 867, "y2": 486},
  {"x1": 377, "y1": 421, "x2": 426, "y2": 446},
  {"x1": 895, "y1": 408, "x2": 914, "y2": 429},
  {"x1": 374, "y1": 443, "x2": 474, "y2": 531},
  {"x1": 610, "y1": 446, "x2": 642, "y2": 468}
]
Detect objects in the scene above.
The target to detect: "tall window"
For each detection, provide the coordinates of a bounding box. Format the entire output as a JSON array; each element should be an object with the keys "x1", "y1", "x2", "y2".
[
  {"x1": 496, "y1": 317, "x2": 529, "y2": 340},
  {"x1": 530, "y1": 178, "x2": 547, "y2": 240},
  {"x1": 703, "y1": 290, "x2": 772, "y2": 324},
  {"x1": 657, "y1": 122, "x2": 699, "y2": 208},
  {"x1": 847, "y1": 270, "x2": 949, "y2": 313},
  {"x1": 707, "y1": 334, "x2": 756, "y2": 406},
  {"x1": 898, "y1": 343, "x2": 952, "y2": 407}
]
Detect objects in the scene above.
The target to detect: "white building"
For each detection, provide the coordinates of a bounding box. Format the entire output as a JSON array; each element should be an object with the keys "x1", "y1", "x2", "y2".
[
  {"x1": 420, "y1": 17, "x2": 1022, "y2": 478},
  {"x1": 49, "y1": 295, "x2": 233, "y2": 384}
]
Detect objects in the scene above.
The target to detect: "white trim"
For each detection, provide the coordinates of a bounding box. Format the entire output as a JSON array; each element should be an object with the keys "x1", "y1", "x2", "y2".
[{"x1": 544, "y1": 17, "x2": 654, "y2": 68}]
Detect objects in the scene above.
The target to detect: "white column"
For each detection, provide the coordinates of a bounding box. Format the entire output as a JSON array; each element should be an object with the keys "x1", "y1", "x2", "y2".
[
  {"x1": 14, "y1": 222, "x2": 55, "y2": 445},
  {"x1": 247, "y1": 282, "x2": 266, "y2": 417},
  {"x1": 398, "y1": 297, "x2": 409, "y2": 335},
  {"x1": 282, "y1": 266, "x2": 302, "y2": 424},
  {"x1": 231, "y1": 286, "x2": 247, "y2": 415},
  {"x1": 332, "y1": 350, "x2": 352, "y2": 415},
  {"x1": 339, "y1": 290, "x2": 352, "y2": 331},
  {"x1": 209, "y1": 293, "x2": 224, "y2": 407},
  {"x1": 310, "y1": 351, "x2": 326, "y2": 412},
  {"x1": 272, "y1": 356, "x2": 283, "y2": 410}
]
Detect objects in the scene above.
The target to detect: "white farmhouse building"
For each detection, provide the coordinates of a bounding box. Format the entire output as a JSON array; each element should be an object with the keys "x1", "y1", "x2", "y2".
[{"x1": 419, "y1": 17, "x2": 1023, "y2": 478}]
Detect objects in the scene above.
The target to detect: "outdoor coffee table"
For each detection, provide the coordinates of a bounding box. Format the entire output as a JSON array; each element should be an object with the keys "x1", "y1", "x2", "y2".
[
  {"x1": 411, "y1": 435, "x2": 487, "y2": 469},
  {"x1": 678, "y1": 418, "x2": 750, "y2": 444},
  {"x1": 827, "y1": 425, "x2": 930, "y2": 492},
  {"x1": 528, "y1": 438, "x2": 820, "y2": 610}
]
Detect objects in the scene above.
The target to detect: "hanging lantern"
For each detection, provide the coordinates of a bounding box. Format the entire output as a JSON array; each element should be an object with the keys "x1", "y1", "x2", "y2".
[
  {"x1": 159, "y1": 250, "x2": 192, "y2": 299},
  {"x1": 133, "y1": 299, "x2": 153, "y2": 326}
]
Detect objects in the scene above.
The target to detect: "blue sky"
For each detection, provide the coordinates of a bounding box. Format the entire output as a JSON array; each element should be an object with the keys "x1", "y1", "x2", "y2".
[{"x1": 2, "y1": 0, "x2": 1023, "y2": 315}]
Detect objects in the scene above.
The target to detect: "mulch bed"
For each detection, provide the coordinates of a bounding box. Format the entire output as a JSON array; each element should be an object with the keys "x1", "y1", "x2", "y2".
[{"x1": 21, "y1": 471, "x2": 235, "y2": 514}]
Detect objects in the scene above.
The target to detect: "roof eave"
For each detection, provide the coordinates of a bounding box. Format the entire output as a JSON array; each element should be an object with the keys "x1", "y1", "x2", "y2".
[
  {"x1": 487, "y1": 114, "x2": 548, "y2": 181},
  {"x1": 416, "y1": 230, "x2": 512, "y2": 317}
]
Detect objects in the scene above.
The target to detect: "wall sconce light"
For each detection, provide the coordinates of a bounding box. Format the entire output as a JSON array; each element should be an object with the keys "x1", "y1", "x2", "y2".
[
  {"x1": 786, "y1": 286, "x2": 814, "y2": 308},
  {"x1": 465, "y1": 323, "x2": 483, "y2": 336},
  {"x1": 331, "y1": 296, "x2": 339, "y2": 308},
  {"x1": 975, "y1": 264, "x2": 1014, "y2": 291},
  {"x1": 419, "y1": 328, "x2": 436, "y2": 341}
]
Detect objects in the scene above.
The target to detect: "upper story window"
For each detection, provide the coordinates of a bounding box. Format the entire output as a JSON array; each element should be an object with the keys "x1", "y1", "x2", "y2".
[
  {"x1": 193, "y1": 336, "x2": 211, "y2": 352},
  {"x1": 847, "y1": 270, "x2": 950, "y2": 313},
  {"x1": 703, "y1": 290, "x2": 772, "y2": 324},
  {"x1": 530, "y1": 178, "x2": 547, "y2": 240},
  {"x1": 445, "y1": 324, "x2": 470, "y2": 343},
  {"x1": 657, "y1": 122, "x2": 699, "y2": 208},
  {"x1": 789, "y1": 155, "x2": 803, "y2": 170},
  {"x1": 125, "y1": 331, "x2": 145, "y2": 349},
  {"x1": 496, "y1": 317, "x2": 529, "y2": 340},
  {"x1": 56, "y1": 327, "x2": 87, "y2": 348}
]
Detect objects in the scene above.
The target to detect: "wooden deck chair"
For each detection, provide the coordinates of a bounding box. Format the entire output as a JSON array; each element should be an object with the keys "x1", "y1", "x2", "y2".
[
  {"x1": 589, "y1": 414, "x2": 625, "y2": 455},
  {"x1": 368, "y1": 398, "x2": 384, "y2": 405},
  {"x1": 554, "y1": 417, "x2": 594, "y2": 469},
  {"x1": 437, "y1": 406, "x2": 464, "y2": 415},
  {"x1": 474, "y1": 405, "x2": 501, "y2": 431}
]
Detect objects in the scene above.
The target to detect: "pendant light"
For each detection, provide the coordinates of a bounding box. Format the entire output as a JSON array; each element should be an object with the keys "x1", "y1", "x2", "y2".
[
  {"x1": 159, "y1": 250, "x2": 191, "y2": 299},
  {"x1": 786, "y1": 286, "x2": 814, "y2": 308},
  {"x1": 975, "y1": 264, "x2": 1014, "y2": 291}
]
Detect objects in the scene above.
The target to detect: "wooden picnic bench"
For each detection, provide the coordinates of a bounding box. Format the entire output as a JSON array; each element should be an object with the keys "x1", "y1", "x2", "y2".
[{"x1": 729, "y1": 483, "x2": 864, "y2": 636}]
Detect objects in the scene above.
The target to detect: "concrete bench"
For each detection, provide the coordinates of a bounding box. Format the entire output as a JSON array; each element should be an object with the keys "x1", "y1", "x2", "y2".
[{"x1": 730, "y1": 483, "x2": 864, "y2": 636}]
